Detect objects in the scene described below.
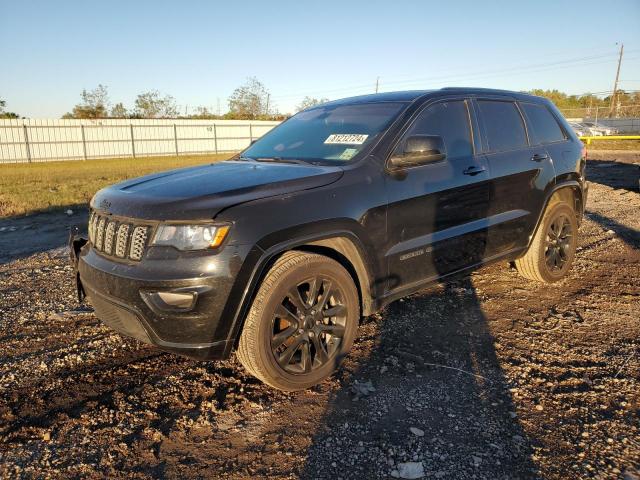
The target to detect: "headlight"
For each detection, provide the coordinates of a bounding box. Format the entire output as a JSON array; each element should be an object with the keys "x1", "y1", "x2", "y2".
[{"x1": 151, "y1": 224, "x2": 230, "y2": 250}]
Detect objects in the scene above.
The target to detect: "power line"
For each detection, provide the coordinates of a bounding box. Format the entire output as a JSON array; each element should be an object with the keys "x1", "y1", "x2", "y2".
[
  {"x1": 385, "y1": 56, "x2": 640, "y2": 91},
  {"x1": 380, "y1": 51, "x2": 632, "y2": 89},
  {"x1": 271, "y1": 57, "x2": 639, "y2": 105},
  {"x1": 270, "y1": 50, "x2": 639, "y2": 101}
]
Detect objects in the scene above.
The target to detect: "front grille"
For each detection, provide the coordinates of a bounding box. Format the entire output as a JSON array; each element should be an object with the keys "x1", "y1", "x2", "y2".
[{"x1": 88, "y1": 211, "x2": 151, "y2": 262}]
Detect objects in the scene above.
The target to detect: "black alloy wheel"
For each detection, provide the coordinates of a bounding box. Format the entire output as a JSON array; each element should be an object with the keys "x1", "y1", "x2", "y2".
[
  {"x1": 544, "y1": 213, "x2": 573, "y2": 271},
  {"x1": 271, "y1": 276, "x2": 347, "y2": 374}
]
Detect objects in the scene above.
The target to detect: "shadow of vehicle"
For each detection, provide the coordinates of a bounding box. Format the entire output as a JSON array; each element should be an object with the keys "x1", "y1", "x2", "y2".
[
  {"x1": 586, "y1": 159, "x2": 639, "y2": 193},
  {"x1": 300, "y1": 160, "x2": 540, "y2": 478},
  {"x1": 585, "y1": 210, "x2": 640, "y2": 248},
  {"x1": 0, "y1": 205, "x2": 88, "y2": 265},
  {"x1": 300, "y1": 276, "x2": 539, "y2": 479}
]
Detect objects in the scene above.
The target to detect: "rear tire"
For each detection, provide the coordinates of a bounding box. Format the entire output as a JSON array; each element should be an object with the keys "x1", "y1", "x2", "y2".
[
  {"x1": 236, "y1": 251, "x2": 359, "y2": 391},
  {"x1": 515, "y1": 202, "x2": 578, "y2": 283}
]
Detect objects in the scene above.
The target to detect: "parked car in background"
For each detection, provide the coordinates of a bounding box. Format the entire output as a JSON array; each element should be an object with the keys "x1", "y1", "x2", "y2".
[
  {"x1": 71, "y1": 88, "x2": 588, "y2": 391},
  {"x1": 578, "y1": 123, "x2": 603, "y2": 136},
  {"x1": 569, "y1": 122, "x2": 589, "y2": 137},
  {"x1": 582, "y1": 122, "x2": 618, "y2": 136}
]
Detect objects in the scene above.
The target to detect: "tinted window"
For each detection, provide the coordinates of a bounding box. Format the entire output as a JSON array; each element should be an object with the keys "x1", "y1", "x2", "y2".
[
  {"x1": 521, "y1": 103, "x2": 566, "y2": 144},
  {"x1": 243, "y1": 102, "x2": 406, "y2": 165},
  {"x1": 398, "y1": 101, "x2": 473, "y2": 158},
  {"x1": 477, "y1": 100, "x2": 527, "y2": 152}
]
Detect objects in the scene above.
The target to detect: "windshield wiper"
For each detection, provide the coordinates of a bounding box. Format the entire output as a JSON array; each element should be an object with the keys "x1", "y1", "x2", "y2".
[{"x1": 255, "y1": 157, "x2": 308, "y2": 165}]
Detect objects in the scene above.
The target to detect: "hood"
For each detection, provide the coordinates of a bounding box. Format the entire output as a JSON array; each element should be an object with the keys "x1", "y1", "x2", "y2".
[{"x1": 91, "y1": 160, "x2": 344, "y2": 220}]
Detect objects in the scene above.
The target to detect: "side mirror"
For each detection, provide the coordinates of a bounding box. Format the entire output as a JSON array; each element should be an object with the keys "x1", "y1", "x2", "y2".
[{"x1": 389, "y1": 135, "x2": 446, "y2": 169}]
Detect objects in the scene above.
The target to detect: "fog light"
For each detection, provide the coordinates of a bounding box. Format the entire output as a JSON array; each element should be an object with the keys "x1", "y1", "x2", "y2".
[
  {"x1": 140, "y1": 286, "x2": 211, "y2": 314},
  {"x1": 156, "y1": 291, "x2": 195, "y2": 309}
]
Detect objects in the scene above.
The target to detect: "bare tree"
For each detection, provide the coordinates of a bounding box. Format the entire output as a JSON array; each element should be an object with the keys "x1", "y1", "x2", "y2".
[
  {"x1": 296, "y1": 96, "x2": 329, "y2": 112},
  {"x1": 134, "y1": 91, "x2": 178, "y2": 118},
  {"x1": 64, "y1": 84, "x2": 110, "y2": 118},
  {"x1": 0, "y1": 97, "x2": 19, "y2": 118},
  {"x1": 227, "y1": 77, "x2": 270, "y2": 119},
  {"x1": 110, "y1": 102, "x2": 129, "y2": 118},
  {"x1": 191, "y1": 106, "x2": 219, "y2": 119}
]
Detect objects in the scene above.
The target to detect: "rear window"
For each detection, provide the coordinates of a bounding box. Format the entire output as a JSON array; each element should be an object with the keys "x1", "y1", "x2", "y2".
[
  {"x1": 477, "y1": 100, "x2": 528, "y2": 152},
  {"x1": 521, "y1": 103, "x2": 566, "y2": 144}
]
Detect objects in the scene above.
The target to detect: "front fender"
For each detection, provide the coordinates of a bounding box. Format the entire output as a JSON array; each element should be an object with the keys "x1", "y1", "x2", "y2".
[{"x1": 218, "y1": 225, "x2": 378, "y2": 357}]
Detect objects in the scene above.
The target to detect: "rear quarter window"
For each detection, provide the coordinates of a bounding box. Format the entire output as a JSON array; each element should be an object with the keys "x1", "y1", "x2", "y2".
[
  {"x1": 477, "y1": 100, "x2": 528, "y2": 153},
  {"x1": 521, "y1": 102, "x2": 566, "y2": 144}
]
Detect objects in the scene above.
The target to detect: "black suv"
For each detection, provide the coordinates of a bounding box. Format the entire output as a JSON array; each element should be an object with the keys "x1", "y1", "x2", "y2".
[{"x1": 73, "y1": 88, "x2": 588, "y2": 391}]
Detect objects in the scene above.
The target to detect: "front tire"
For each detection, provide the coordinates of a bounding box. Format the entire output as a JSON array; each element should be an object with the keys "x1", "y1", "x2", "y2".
[
  {"x1": 236, "y1": 251, "x2": 359, "y2": 391},
  {"x1": 515, "y1": 202, "x2": 578, "y2": 283}
]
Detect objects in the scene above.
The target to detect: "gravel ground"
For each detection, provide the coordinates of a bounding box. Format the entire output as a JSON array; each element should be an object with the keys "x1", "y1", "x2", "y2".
[{"x1": 0, "y1": 153, "x2": 639, "y2": 479}]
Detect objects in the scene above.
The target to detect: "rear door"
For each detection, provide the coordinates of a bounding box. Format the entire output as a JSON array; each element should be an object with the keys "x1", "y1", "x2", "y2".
[
  {"x1": 384, "y1": 98, "x2": 491, "y2": 292},
  {"x1": 519, "y1": 100, "x2": 569, "y2": 183},
  {"x1": 474, "y1": 98, "x2": 555, "y2": 257}
]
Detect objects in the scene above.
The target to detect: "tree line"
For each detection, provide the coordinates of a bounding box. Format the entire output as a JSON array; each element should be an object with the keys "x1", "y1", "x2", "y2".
[
  {"x1": 58, "y1": 77, "x2": 324, "y2": 120},
  {"x1": 529, "y1": 89, "x2": 640, "y2": 112},
  {"x1": 0, "y1": 99, "x2": 19, "y2": 119},
  {"x1": 0, "y1": 78, "x2": 328, "y2": 120},
  {"x1": 2, "y1": 82, "x2": 638, "y2": 120}
]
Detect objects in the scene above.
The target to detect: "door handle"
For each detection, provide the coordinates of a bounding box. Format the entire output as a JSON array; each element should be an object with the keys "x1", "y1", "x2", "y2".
[
  {"x1": 531, "y1": 153, "x2": 549, "y2": 162},
  {"x1": 463, "y1": 166, "x2": 486, "y2": 176}
]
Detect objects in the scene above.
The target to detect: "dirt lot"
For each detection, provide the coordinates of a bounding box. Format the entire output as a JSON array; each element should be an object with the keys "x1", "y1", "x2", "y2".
[{"x1": 0, "y1": 152, "x2": 639, "y2": 479}]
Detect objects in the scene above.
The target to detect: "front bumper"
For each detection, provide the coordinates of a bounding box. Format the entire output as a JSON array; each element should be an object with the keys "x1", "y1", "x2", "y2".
[{"x1": 76, "y1": 241, "x2": 255, "y2": 360}]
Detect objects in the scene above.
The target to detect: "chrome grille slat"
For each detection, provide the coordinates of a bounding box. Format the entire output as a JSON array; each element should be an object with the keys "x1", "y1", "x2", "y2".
[
  {"x1": 91, "y1": 215, "x2": 98, "y2": 243},
  {"x1": 88, "y1": 211, "x2": 149, "y2": 262},
  {"x1": 88, "y1": 212, "x2": 95, "y2": 243},
  {"x1": 95, "y1": 217, "x2": 106, "y2": 251},
  {"x1": 115, "y1": 224, "x2": 130, "y2": 258},
  {"x1": 129, "y1": 226, "x2": 148, "y2": 261},
  {"x1": 103, "y1": 221, "x2": 117, "y2": 255}
]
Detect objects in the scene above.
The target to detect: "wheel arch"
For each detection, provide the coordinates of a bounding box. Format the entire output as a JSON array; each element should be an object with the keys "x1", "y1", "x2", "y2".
[
  {"x1": 294, "y1": 237, "x2": 374, "y2": 316},
  {"x1": 526, "y1": 180, "x2": 584, "y2": 251},
  {"x1": 224, "y1": 231, "x2": 376, "y2": 354}
]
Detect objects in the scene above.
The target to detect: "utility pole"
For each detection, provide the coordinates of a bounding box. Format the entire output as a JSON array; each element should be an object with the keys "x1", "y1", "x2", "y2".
[
  {"x1": 609, "y1": 43, "x2": 624, "y2": 115},
  {"x1": 375, "y1": 76, "x2": 380, "y2": 94},
  {"x1": 265, "y1": 93, "x2": 271, "y2": 116}
]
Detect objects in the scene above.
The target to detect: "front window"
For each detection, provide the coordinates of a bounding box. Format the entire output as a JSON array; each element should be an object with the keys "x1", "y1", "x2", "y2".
[
  {"x1": 394, "y1": 100, "x2": 473, "y2": 159},
  {"x1": 242, "y1": 102, "x2": 406, "y2": 165}
]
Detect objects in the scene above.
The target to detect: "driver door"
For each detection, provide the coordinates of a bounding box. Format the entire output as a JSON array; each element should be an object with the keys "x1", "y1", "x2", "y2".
[{"x1": 384, "y1": 98, "x2": 491, "y2": 294}]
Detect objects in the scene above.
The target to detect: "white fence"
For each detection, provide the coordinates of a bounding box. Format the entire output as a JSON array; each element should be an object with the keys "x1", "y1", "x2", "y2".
[{"x1": 0, "y1": 119, "x2": 281, "y2": 164}]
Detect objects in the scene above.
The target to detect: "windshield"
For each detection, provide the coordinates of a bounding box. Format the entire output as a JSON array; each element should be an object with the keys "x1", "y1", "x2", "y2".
[{"x1": 242, "y1": 102, "x2": 406, "y2": 164}]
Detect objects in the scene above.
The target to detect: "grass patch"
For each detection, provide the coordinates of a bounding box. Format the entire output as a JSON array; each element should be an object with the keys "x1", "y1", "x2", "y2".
[
  {"x1": 0, "y1": 154, "x2": 233, "y2": 218},
  {"x1": 584, "y1": 139, "x2": 640, "y2": 150}
]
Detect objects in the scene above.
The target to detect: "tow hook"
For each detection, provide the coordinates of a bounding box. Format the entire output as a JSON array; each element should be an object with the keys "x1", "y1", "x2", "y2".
[{"x1": 68, "y1": 226, "x2": 88, "y2": 303}]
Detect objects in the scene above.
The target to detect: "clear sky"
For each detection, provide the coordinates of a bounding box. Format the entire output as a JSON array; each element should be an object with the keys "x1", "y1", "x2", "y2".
[{"x1": 1, "y1": 0, "x2": 639, "y2": 117}]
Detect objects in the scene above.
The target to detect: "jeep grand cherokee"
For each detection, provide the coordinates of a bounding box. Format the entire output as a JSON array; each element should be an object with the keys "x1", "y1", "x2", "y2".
[{"x1": 72, "y1": 88, "x2": 588, "y2": 391}]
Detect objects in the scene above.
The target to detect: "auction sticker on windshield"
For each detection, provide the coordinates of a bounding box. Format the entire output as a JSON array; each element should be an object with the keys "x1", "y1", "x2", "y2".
[
  {"x1": 339, "y1": 148, "x2": 358, "y2": 160},
  {"x1": 324, "y1": 134, "x2": 369, "y2": 145}
]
